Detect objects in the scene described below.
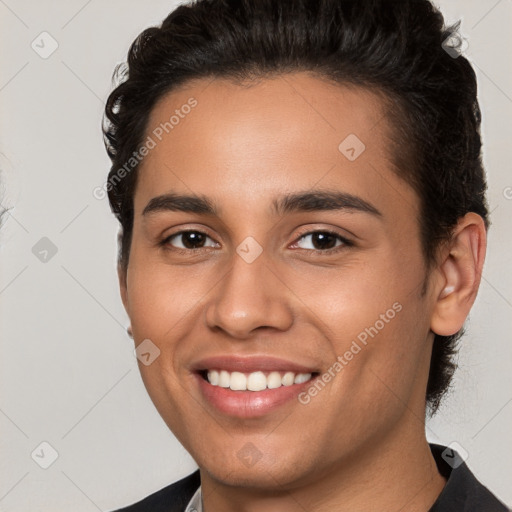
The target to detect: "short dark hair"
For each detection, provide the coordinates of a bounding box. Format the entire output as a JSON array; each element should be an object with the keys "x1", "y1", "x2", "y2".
[{"x1": 103, "y1": 0, "x2": 489, "y2": 413}]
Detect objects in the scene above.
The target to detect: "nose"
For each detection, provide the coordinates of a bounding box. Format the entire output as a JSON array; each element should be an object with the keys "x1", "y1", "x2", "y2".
[{"x1": 204, "y1": 250, "x2": 294, "y2": 339}]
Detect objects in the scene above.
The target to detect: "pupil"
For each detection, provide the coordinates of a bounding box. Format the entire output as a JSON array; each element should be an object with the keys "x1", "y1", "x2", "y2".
[
  {"x1": 183, "y1": 232, "x2": 205, "y2": 249},
  {"x1": 313, "y1": 232, "x2": 336, "y2": 250}
]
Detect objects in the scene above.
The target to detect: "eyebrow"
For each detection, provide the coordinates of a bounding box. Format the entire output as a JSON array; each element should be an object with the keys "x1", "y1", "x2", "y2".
[{"x1": 142, "y1": 190, "x2": 382, "y2": 218}]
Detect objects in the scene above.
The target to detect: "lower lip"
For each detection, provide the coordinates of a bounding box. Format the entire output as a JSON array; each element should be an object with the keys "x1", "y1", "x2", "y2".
[{"x1": 195, "y1": 373, "x2": 317, "y2": 418}]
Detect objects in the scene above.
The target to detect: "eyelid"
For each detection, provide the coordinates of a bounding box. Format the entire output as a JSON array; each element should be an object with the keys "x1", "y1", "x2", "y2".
[
  {"x1": 160, "y1": 223, "x2": 217, "y2": 242},
  {"x1": 292, "y1": 225, "x2": 352, "y2": 241}
]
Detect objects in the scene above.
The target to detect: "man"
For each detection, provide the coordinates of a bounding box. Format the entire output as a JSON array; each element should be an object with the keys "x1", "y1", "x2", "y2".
[{"x1": 103, "y1": 0, "x2": 508, "y2": 510}]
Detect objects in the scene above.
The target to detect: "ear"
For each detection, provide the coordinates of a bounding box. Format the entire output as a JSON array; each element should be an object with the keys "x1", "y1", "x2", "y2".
[
  {"x1": 118, "y1": 263, "x2": 129, "y2": 314},
  {"x1": 430, "y1": 212, "x2": 487, "y2": 336}
]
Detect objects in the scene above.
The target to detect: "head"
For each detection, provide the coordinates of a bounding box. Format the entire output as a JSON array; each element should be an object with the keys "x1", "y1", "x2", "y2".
[{"x1": 103, "y1": 0, "x2": 488, "y2": 490}]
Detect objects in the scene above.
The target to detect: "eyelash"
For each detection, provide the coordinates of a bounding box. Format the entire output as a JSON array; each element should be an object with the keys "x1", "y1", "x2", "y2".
[{"x1": 159, "y1": 229, "x2": 353, "y2": 256}]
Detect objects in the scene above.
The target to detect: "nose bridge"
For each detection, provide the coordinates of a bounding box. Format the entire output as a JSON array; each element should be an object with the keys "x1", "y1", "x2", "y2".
[{"x1": 205, "y1": 244, "x2": 293, "y2": 338}]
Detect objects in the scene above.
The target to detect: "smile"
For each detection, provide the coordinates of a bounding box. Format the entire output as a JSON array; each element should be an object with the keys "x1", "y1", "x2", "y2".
[{"x1": 192, "y1": 356, "x2": 320, "y2": 417}]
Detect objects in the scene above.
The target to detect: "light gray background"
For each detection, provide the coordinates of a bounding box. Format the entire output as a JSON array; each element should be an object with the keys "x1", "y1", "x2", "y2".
[{"x1": 0, "y1": 0, "x2": 511, "y2": 510}]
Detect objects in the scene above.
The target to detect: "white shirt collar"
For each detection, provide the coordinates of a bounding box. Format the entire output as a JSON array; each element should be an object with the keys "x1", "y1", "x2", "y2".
[{"x1": 184, "y1": 485, "x2": 202, "y2": 512}]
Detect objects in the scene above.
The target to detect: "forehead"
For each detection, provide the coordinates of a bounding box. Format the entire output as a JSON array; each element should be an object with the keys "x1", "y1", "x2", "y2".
[{"x1": 135, "y1": 72, "x2": 417, "y2": 219}]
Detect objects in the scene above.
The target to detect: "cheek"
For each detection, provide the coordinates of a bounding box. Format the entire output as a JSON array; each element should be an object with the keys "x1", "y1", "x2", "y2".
[
  {"x1": 289, "y1": 248, "x2": 430, "y2": 398},
  {"x1": 126, "y1": 256, "x2": 209, "y2": 339},
  {"x1": 284, "y1": 252, "x2": 411, "y2": 339}
]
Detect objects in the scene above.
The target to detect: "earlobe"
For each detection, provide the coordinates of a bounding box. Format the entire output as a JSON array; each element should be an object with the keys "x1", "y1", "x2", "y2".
[{"x1": 430, "y1": 213, "x2": 487, "y2": 337}]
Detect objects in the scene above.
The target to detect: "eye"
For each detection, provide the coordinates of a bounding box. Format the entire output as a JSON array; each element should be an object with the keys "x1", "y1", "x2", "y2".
[
  {"x1": 161, "y1": 230, "x2": 218, "y2": 251},
  {"x1": 292, "y1": 230, "x2": 352, "y2": 254},
  {"x1": 160, "y1": 228, "x2": 352, "y2": 255}
]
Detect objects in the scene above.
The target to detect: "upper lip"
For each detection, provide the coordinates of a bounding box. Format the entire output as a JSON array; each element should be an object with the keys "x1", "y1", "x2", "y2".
[{"x1": 192, "y1": 355, "x2": 319, "y2": 374}]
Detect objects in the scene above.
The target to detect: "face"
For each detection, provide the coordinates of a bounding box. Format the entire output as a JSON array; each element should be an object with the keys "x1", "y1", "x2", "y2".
[{"x1": 121, "y1": 73, "x2": 438, "y2": 489}]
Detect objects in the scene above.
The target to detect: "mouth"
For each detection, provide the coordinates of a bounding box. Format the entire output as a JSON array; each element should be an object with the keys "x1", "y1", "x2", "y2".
[{"x1": 192, "y1": 356, "x2": 321, "y2": 417}]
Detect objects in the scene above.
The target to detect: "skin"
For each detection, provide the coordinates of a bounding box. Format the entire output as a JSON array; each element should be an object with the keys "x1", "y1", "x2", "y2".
[{"x1": 119, "y1": 72, "x2": 486, "y2": 511}]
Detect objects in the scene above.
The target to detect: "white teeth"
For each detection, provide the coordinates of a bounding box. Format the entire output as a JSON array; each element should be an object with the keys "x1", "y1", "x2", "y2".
[
  {"x1": 282, "y1": 371, "x2": 295, "y2": 386},
  {"x1": 247, "y1": 371, "x2": 267, "y2": 391},
  {"x1": 208, "y1": 369, "x2": 219, "y2": 385},
  {"x1": 229, "y1": 372, "x2": 246, "y2": 391},
  {"x1": 267, "y1": 371, "x2": 282, "y2": 389},
  {"x1": 219, "y1": 370, "x2": 230, "y2": 388},
  {"x1": 206, "y1": 369, "x2": 313, "y2": 390},
  {"x1": 294, "y1": 373, "x2": 311, "y2": 384}
]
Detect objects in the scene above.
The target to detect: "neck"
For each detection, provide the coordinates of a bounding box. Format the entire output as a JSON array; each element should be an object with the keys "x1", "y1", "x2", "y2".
[{"x1": 200, "y1": 415, "x2": 446, "y2": 512}]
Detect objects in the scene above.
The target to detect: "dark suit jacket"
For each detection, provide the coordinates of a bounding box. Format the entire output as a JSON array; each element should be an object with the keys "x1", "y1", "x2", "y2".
[
  {"x1": 112, "y1": 470, "x2": 200, "y2": 512},
  {"x1": 111, "y1": 444, "x2": 509, "y2": 511}
]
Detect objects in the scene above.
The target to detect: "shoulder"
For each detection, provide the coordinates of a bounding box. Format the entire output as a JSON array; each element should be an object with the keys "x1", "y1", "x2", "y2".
[
  {"x1": 109, "y1": 470, "x2": 201, "y2": 512},
  {"x1": 429, "y1": 444, "x2": 509, "y2": 512}
]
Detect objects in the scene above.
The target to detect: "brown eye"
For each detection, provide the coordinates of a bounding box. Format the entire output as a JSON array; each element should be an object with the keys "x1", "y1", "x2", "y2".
[
  {"x1": 163, "y1": 230, "x2": 217, "y2": 250},
  {"x1": 293, "y1": 230, "x2": 352, "y2": 253}
]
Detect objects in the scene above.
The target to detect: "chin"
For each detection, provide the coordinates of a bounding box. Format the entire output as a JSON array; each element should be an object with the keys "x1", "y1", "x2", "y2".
[{"x1": 195, "y1": 445, "x2": 314, "y2": 491}]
